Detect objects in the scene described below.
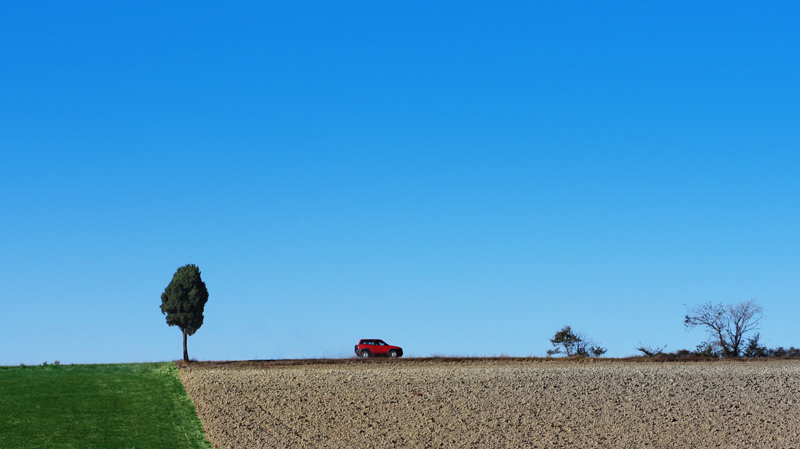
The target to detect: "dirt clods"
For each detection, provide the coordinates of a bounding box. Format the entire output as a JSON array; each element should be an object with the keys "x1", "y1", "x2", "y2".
[{"x1": 179, "y1": 360, "x2": 800, "y2": 448}]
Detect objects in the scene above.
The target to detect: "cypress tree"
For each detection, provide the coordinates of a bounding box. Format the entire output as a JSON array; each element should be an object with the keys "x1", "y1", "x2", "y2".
[{"x1": 160, "y1": 264, "x2": 209, "y2": 362}]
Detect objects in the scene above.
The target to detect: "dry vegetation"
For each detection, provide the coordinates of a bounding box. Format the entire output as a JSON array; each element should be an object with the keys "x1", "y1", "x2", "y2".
[{"x1": 179, "y1": 358, "x2": 800, "y2": 448}]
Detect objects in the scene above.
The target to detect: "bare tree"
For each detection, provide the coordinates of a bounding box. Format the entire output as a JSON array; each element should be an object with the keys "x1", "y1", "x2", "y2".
[{"x1": 684, "y1": 300, "x2": 763, "y2": 357}]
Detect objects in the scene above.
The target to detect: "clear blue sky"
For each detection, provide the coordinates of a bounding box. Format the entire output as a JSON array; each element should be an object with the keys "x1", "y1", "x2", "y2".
[{"x1": 2, "y1": 2, "x2": 799, "y2": 364}]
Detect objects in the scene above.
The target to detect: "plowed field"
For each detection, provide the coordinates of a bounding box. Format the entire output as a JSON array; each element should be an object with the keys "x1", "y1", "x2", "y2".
[{"x1": 179, "y1": 359, "x2": 800, "y2": 448}]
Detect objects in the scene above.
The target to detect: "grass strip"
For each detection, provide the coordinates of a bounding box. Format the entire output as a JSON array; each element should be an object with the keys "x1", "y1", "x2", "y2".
[{"x1": 0, "y1": 362, "x2": 211, "y2": 449}]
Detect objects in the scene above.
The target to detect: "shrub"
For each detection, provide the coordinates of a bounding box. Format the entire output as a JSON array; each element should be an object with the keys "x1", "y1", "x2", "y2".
[
  {"x1": 547, "y1": 325, "x2": 607, "y2": 357},
  {"x1": 635, "y1": 344, "x2": 667, "y2": 357},
  {"x1": 692, "y1": 341, "x2": 721, "y2": 358},
  {"x1": 744, "y1": 334, "x2": 767, "y2": 358},
  {"x1": 766, "y1": 347, "x2": 800, "y2": 358}
]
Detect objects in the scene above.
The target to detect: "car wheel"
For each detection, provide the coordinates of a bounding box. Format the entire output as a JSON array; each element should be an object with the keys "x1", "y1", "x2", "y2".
[
  {"x1": 359, "y1": 350, "x2": 370, "y2": 358},
  {"x1": 388, "y1": 349, "x2": 399, "y2": 358}
]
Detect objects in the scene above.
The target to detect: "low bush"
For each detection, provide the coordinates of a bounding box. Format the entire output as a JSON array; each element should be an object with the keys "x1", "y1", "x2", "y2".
[{"x1": 547, "y1": 325, "x2": 607, "y2": 357}]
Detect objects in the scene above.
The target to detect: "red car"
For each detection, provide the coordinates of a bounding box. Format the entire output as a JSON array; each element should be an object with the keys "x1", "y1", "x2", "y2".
[{"x1": 355, "y1": 339, "x2": 403, "y2": 358}]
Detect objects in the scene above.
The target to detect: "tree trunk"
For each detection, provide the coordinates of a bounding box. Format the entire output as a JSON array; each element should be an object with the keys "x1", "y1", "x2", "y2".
[{"x1": 183, "y1": 328, "x2": 189, "y2": 362}]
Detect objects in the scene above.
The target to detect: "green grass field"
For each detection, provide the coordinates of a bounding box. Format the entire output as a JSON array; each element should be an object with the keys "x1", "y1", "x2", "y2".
[{"x1": 0, "y1": 362, "x2": 211, "y2": 449}]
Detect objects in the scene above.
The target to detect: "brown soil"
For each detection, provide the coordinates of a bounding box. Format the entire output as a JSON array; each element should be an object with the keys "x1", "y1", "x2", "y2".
[{"x1": 179, "y1": 359, "x2": 800, "y2": 448}]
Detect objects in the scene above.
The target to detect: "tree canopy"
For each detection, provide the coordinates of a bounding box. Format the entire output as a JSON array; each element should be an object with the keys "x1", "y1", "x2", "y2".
[
  {"x1": 160, "y1": 264, "x2": 209, "y2": 362},
  {"x1": 547, "y1": 325, "x2": 607, "y2": 357}
]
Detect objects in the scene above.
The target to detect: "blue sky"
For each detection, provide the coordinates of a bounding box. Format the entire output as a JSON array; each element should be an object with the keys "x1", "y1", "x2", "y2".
[{"x1": 2, "y1": 2, "x2": 799, "y2": 364}]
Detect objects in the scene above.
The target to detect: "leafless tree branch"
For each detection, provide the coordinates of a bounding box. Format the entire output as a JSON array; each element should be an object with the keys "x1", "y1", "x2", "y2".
[{"x1": 685, "y1": 300, "x2": 763, "y2": 357}]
